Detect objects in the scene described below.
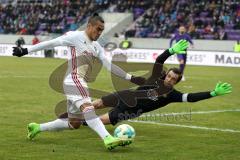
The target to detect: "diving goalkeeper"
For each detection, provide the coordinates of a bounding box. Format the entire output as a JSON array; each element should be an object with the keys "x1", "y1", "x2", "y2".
[{"x1": 91, "y1": 40, "x2": 232, "y2": 125}]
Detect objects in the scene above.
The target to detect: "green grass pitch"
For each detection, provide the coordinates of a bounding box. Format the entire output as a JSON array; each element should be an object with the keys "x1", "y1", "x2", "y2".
[{"x1": 0, "y1": 56, "x2": 239, "y2": 160}]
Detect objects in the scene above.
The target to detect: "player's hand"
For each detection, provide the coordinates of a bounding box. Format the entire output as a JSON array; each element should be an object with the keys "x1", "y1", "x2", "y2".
[
  {"x1": 12, "y1": 47, "x2": 28, "y2": 57},
  {"x1": 130, "y1": 76, "x2": 146, "y2": 85},
  {"x1": 210, "y1": 82, "x2": 232, "y2": 97},
  {"x1": 169, "y1": 39, "x2": 189, "y2": 55}
]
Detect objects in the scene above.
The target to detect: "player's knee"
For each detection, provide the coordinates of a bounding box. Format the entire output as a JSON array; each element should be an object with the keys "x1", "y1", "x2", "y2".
[
  {"x1": 100, "y1": 113, "x2": 111, "y2": 125},
  {"x1": 69, "y1": 120, "x2": 81, "y2": 129}
]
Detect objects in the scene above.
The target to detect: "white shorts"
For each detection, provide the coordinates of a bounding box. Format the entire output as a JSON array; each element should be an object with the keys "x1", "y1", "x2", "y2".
[{"x1": 63, "y1": 77, "x2": 91, "y2": 116}]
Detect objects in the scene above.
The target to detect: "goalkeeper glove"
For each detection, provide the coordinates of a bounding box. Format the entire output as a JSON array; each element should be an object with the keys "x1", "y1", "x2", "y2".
[
  {"x1": 12, "y1": 47, "x2": 28, "y2": 57},
  {"x1": 169, "y1": 39, "x2": 189, "y2": 55},
  {"x1": 210, "y1": 82, "x2": 232, "y2": 97}
]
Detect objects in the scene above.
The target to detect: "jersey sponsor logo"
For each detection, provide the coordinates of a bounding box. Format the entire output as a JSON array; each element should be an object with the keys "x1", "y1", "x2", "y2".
[{"x1": 147, "y1": 89, "x2": 158, "y2": 101}]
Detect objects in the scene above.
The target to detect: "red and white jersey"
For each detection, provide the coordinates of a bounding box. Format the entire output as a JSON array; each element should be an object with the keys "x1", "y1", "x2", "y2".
[
  {"x1": 28, "y1": 31, "x2": 111, "y2": 82},
  {"x1": 28, "y1": 30, "x2": 130, "y2": 99},
  {"x1": 54, "y1": 31, "x2": 108, "y2": 83}
]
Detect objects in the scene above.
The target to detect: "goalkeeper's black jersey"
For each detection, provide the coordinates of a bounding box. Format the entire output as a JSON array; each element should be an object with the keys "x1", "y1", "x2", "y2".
[
  {"x1": 102, "y1": 49, "x2": 212, "y2": 116},
  {"x1": 102, "y1": 88, "x2": 182, "y2": 114}
]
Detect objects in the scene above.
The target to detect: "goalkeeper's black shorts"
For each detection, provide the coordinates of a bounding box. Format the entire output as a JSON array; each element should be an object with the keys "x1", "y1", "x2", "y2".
[{"x1": 101, "y1": 90, "x2": 145, "y2": 125}]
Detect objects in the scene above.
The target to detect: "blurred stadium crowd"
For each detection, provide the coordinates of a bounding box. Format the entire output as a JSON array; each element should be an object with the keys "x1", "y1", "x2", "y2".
[{"x1": 0, "y1": 0, "x2": 240, "y2": 40}]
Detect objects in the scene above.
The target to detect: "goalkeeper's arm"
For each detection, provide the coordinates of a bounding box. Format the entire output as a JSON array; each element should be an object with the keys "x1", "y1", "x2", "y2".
[
  {"x1": 151, "y1": 40, "x2": 189, "y2": 78},
  {"x1": 183, "y1": 82, "x2": 232, "y2": 102}
]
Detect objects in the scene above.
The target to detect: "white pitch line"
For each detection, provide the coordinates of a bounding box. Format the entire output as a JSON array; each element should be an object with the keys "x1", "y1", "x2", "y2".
[
  {"x1": 140, "y1": 109, "x2": 240, "y2": 117},
  {"x1": 129, "y1": 120, "x2": 240, "y2": 133}
]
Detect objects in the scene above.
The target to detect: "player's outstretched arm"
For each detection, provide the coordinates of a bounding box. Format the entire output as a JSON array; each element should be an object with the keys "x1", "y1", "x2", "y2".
[
  {"x1": 184, "y1": 82, "x2": 232, "y2": 102},
  {"x1": 12, "y1": 32, "x2": 75, "y2": 57},
  {"x1": 12, "y1": 39, "x2": 63, "y2": 57},
  {"x1": 151, "y1": 40, "x2": 189, "y2": 78},
  {"x1": 100, "y1": 55, "x2": 146, "y2": 85}
]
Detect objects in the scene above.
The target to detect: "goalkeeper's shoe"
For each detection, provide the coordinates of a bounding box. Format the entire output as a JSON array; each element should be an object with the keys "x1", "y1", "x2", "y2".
[{"x1": 27, "y1": 123, "x2": 40, "y2": 140}]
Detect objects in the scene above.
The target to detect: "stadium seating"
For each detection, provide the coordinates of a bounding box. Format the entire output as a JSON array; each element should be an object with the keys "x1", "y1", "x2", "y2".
[
  {"x1": 0, "y1": 0, "x2": 111, "y2": 35},
  {"x1": 0, "y1": 0, "x2": 240, "y2": 40},
  {"x1": 124, "y1": 0, "x2": 240, "y2": 40}
]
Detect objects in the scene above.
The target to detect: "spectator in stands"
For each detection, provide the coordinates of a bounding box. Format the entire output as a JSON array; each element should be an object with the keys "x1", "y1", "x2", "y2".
[
  {"x1": 170, "y1": 26, "x2": 194, "y2": 81},
  {"x1": 19, "y1": 27, "x2": 27, "y2": 35},
  {"x1": 69, "y1": 19, "x2": 78, "y2": 31},
  {"x1": 213, "y1": 32, "x2": 220, "y2": 40},
  {"x1": 219, "y1": 28, "x2": 228, "y2": 40},
  {"x1": 0, "y1": 25, "x2": 4, "y2": 33},
  {"x1": 15, "y1": 37, "x2": 25, "y2": 47},
  {"x1": 125, "y1": 26, "x2": 136, "y2": 38},
  {"x1": 125, "y1": 0, "x2": 240, "y2": 40},
  {"x1": 188, "y1": 24, "x2": 199, "y2": 39},
  {"x1": 234, "y1": 18, "x2": 240, "y2": 30},
  {"x1": 204, "y1": 24, "x2": 213, "y2": 34},
  {"x1": 32, "y1": 35, "x2": 40, "y2": 45}
]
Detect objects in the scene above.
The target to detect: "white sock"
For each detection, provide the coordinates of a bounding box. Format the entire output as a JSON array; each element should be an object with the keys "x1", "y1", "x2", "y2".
[
  {"x1": 40, "y1": 118, "x2": 70, "y2": 131},
  {"x1": 83, "y1": 110, "x2": 110, "y2": 139}
]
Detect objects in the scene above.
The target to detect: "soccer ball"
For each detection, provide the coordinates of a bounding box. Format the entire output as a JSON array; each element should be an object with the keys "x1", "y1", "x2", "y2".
[{"x1": 114, "y1": 124, "x2": 136, "y2": 139}]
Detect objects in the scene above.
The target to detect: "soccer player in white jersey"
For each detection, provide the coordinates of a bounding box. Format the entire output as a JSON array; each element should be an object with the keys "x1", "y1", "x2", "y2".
[{"x1": 12, "y1": 13, "x2": 144, "y2": 150}]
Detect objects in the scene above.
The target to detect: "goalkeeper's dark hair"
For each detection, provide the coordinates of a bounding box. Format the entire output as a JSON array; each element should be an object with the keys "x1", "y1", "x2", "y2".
[
  {"x1": 161, "y1": 67, "x2": 182, "y2": 83},
  {"x1": 167, "y1": 67, "x2": 182, "y2": 83},
  {"x1": 88, "y1": 13, "x2": 104, "y2": 25}
]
